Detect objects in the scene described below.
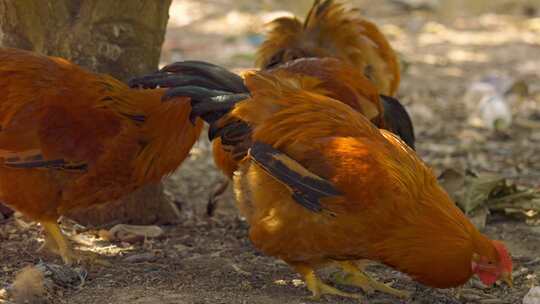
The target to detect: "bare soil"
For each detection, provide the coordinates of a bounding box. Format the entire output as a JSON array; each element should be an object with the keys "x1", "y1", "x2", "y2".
[{"x1": 1, "y1": 0, "x2": 540, "y2": 303}]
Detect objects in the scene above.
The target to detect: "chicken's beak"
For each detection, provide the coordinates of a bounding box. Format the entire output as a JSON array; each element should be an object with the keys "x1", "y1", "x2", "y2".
[{"x1": 500, "y1": 271, "x2": 513, "y2": 288}]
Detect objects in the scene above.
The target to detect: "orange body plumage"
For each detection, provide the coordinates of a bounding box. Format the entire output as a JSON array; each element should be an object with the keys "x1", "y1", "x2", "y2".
[
  {"x1": 0, "y1": 48, "x2": 202, "y2": 263},
  {"x1": 227, "y1": 70, "x2": 511, "y2": 297}
]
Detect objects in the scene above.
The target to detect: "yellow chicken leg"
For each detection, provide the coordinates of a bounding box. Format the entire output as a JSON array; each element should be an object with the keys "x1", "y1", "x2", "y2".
[
  {"x1": 37, "y1": 229, "x2": 58, "y2": 253},
  {"x1": 41, "y1": 221, "x2": 74, "y2": 265},
  {"x1": 291, "y1": 263, "x2": 361, "y2": 300},
  {"x1": 40, "y1": 221, "x2": 111, "y2": 266},
  {"x1": 335, "y1": 261, "x2": 410, "y2": 299}
]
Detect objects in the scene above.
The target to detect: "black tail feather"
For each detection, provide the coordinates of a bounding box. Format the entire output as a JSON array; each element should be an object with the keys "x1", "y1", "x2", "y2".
[
  {"x1": 129, "y1": 60, "x2": 250, "y2": 126},
  {"x1": 380, "y1": 95, "x2": 415, "y2": 150},
  {"x1": 129, "y1": 60, "x2": 248, "y2": 94},
  {"x1": 159, "y1": 61, "x2": 248, "y2": 93},
  {"x1": 189, "y1": 93, "x2": 249, "y2": 124}
]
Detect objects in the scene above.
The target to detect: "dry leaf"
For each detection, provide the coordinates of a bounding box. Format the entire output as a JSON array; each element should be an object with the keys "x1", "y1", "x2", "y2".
[
  {"x1": 439, "y1": 169, "x2": 540, "y2": 222},
  {"x1": 462, "y1": 172, "x2": 504, "y2": 214}
]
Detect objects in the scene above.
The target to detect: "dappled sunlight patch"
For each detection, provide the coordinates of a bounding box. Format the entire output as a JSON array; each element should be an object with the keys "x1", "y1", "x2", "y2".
[
  {"x1": 446, "y1": 49, "x2": 489, "y2": 63},
  {"x1": 198, "y1": 10, "x2": 259, "y2": 34},
  {"x1": 419, "y1": 20, "x2": 540, "y2": 46},
  {"x1": 440, "y1": 67, "x2": 465, "y2": 77},
  {"x1": 191, "y1": 10, "x2": 295, "y2": 36},
  {"x1": 273, "y1": 278, "x2": 305, "y2": 287},
  {"x1": 76, "y1": 241, "x2": 133, "y2": 257},
  {"x1": 526, "y1": 18, "x2": 540, "y2": 32},
  {"x1": 516, "y1": 60, "x2": 540, "y2": 76},
  {"x1": 168, "y1": 1, "x2": 216, "y2": 27}
]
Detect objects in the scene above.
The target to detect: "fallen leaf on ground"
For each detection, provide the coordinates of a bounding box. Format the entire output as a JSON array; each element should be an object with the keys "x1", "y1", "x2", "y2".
[{"x1": 438, "y1": 169, "x2": 540, "y2": 227}]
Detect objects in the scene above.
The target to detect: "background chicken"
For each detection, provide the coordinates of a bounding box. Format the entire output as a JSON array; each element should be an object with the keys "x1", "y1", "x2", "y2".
[
  {"x1": 133, "y1": 60, "x2": 513, "y2": 300},
  {"x1": 257, "y1": 0, "x2": 401, "y2": 97},
  {"x1": 257, "y1": 0, "x2": 416, "y2": 147},
  {"x1": 0, "y1": 48, "x2": 203, "y2": 265}
]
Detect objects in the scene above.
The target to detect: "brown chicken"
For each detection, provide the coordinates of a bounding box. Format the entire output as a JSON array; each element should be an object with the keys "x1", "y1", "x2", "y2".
[
  {"x1": 257, "y1": 0, "x2": 400, "y2": 97},
  {"x1": 0, "y1": 48, "x2": 203, "y2": 264},
  {"x1": 131, "y1": 61, "x2": 513, "y2": 300}
]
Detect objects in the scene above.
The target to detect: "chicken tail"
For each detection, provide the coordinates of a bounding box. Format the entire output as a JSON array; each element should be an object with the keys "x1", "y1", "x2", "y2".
[
  {"x1": 380, "y1": 95, "x2": 415, "y2": 150},
  {"x1": 128, "y1": 61, "x2": 250, "y2": 125},
  {"x1": 128, "y1": 60, "x2": 247, "y2": 93},
  {"x1": 303, "y1": 0, "x2": 334, "y2": 30}
]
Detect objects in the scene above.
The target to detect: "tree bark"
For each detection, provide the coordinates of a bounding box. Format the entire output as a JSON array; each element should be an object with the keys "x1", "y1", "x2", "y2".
[{"x1": 0, "y1": 0, "x2": 180, "y2": 225}]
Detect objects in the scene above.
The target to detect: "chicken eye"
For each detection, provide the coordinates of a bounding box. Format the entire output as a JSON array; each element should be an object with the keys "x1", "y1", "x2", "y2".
[
  {"x1": 265, "y1": 50, "x2": 285, "y2": 69},
  {"x1": 364, "y1": 64, "x2": 374, "y2": 81}
]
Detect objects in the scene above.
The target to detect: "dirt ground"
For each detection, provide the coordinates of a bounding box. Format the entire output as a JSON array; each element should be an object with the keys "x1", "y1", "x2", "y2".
[{"x1": 1, "y1": 0, "x2": 540, "y2": 303}]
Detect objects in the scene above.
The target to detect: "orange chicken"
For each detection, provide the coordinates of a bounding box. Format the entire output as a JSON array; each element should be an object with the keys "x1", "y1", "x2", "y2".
[
  {"x1": 257, "y1": 0, "x2": 401, "y2": 97},
  {"x1": 131, "y1": 60, "x2": 512, "y2": 300},
  {"x1": 0, "y1": 48, "x2": 203, "y2": 264}
]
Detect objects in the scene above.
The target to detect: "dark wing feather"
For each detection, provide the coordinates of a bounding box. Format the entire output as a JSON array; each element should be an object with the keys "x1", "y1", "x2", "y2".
[
  {"x1": 3, "y1": 152, "x2": 87, "y2": 171},
  {"x1": 249, "y1": 141, "x2": 341, "y2": 213}
]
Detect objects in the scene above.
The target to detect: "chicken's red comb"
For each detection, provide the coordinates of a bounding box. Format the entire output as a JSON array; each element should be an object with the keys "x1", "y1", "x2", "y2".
[{"x1": 492, "y1": 240, "x2": 512, "y2": 271}]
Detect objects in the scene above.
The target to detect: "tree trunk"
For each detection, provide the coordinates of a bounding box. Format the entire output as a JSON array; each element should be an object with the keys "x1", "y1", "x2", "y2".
[{"x1": 0, "y1": 0, "x2": 180, "y2": 225}]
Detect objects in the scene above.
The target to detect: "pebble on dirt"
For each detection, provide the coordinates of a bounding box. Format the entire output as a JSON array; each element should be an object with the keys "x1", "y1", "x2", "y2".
[{"x1": 524, "y1": 286, "x2": 540, "y2": 304}]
